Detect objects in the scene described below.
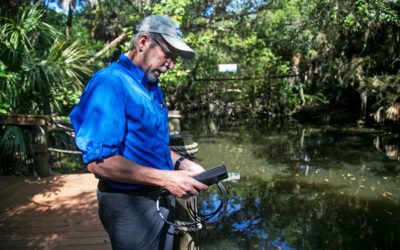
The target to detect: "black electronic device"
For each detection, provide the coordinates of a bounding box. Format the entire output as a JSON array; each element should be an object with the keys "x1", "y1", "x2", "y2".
[
  {"x1": 193, "y1": 164, "x2": 228, "y2": 186},
  {"x1": 157, "y1": 164, "x2": 229, "y2": 231}
]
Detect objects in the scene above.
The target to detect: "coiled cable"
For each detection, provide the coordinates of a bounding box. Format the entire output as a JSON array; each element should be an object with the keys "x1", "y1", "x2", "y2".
[{"x1": 156, "y1": 182, "x2": 228, "y2": 228}]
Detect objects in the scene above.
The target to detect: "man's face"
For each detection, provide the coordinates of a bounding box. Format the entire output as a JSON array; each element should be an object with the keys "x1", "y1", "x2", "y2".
[{"x1": 143, "y1": 37, "x2": 177, "y2": 83}]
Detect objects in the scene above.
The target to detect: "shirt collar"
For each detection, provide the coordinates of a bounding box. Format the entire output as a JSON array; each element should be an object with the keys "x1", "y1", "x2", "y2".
[{"x1": 117, "y1": 54, "x2": 159, "y2": 90}]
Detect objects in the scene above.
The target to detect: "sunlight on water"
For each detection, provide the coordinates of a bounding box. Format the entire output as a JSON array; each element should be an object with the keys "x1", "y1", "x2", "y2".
[
  {"x1": 187, "y1": 119, "x2": 400, "y2": 250},
  {"x1": 195, "y1": 128, "x2": 400, "y2": 203}
]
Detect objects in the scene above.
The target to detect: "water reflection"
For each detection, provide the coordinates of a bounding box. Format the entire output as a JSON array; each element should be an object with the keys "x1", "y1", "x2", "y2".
[
  {"x1": 374, "y1": 135, "x2": 400, "y2": 161},
  {"x1": 184, "y1": 117, "x2": 400, "y2": 249}
]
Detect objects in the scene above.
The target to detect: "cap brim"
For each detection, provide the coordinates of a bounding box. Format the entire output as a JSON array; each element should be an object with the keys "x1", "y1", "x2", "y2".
[{"x1": 161, "y1": 34, "x2": 196, "y2": 59}]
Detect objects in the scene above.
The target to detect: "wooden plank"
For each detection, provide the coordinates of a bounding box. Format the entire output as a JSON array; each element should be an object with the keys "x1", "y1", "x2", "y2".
[
  {"x1": 0, "y1": 229, "x2": 108, "y2": 240},
  {"x1": 0, "y1": 244, "x2": 111, "y2": 250},
  {"x1": 0, "y1": 224, "x2": 107, "y2": 234},
  {"x1": 55, "y1": 244, "x2": 111, "y2": 250},
  {"x1": 0, "y1": 114, "x2": 48, "y2": 126},
  {"x1": 1, "y1": 218, "x2": 101, "y2": 229},
  {"x1": 0, "y1": 236, "x2": 111, "y2": 249},
  {"x1": 0, "y1": 213, "x2": 99, "y2": 222},
  {"x1": 0, "y1": 174, "x2": 110, "y2": 249}
]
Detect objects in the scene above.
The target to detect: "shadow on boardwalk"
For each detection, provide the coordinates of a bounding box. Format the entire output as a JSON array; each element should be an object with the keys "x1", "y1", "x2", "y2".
[{"x1": 0, "y1": 173, "x2": 111, "y2": 249}]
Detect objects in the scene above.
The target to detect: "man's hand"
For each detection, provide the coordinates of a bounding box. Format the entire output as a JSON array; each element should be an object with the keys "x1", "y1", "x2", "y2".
[
  {"x1": 163, "y1": 170, "x2": 208, "y2": 198},
  {"x1": 178, "y1": 159, "x2": 205, "y2": 176}
]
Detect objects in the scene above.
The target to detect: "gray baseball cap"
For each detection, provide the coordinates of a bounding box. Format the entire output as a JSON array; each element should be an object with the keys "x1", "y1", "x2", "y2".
[{"x1": 136, "y1": 15, "x2": 195, "y2": 59}]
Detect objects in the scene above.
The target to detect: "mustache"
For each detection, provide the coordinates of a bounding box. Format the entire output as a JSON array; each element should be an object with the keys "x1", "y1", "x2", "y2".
[
  {"x1": 146, "y1": 66, "x2": 168, "y2": 83},
  {"x1": 151, "y1": 66, "x2": 167, "y2": 74}
]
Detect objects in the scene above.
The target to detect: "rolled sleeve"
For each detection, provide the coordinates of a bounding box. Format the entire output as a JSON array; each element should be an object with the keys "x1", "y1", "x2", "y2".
[
  {"x1": 77, "y1": 140, "x2": 121, "y2": 163},
  {"x1": 70, "y1": 72, "x2": 126, "y2": 163}
]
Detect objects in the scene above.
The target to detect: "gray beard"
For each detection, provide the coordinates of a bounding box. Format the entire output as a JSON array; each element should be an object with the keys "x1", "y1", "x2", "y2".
[
  {"x1": 146, "y1": 66, "x2": 167, "y2": 83},
  {"x1": 146, "y1": 71, "x2": 158, "y2": 83}
]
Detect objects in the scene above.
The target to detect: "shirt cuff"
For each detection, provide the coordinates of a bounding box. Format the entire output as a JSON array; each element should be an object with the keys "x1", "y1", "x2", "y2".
[{"x1": 82, "y1": 142, "x2": 120, "y2": 163}]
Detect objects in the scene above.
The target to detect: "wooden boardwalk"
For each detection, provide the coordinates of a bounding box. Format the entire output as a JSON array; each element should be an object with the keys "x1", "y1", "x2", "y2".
[{"x1": 0, "y1": 173, "x2": 111, "y2": 249}]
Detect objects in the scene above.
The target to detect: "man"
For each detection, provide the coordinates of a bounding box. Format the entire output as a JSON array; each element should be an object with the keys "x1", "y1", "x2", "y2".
[{"x1": 69, "y1": 15, "x2": 208, "y2": 250}]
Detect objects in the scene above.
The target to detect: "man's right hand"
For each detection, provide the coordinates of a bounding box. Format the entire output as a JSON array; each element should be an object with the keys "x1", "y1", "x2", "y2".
[{"x1": 162, "y1": 170, "x2": 208, "y2": 198}]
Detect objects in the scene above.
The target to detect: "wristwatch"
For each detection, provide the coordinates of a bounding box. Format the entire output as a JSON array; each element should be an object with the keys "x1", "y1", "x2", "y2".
[{"x1": 174, "y1": 156, "x2": 186, "y2": 170}]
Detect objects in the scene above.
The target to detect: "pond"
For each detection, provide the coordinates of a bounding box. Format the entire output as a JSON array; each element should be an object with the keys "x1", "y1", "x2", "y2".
[{"x1": 183, "y1": 117, "x2": 400, "y2": 250}]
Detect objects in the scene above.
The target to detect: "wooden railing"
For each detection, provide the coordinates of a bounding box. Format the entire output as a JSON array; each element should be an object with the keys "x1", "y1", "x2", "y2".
[{"x1": 0, "y1": 114, "x2": 50, "y2": 176}]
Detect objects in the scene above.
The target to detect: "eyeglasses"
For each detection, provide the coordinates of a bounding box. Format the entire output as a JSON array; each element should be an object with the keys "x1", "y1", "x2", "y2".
[{"x1": 152, "y1": 37, "x2": 178, "y2": 62}]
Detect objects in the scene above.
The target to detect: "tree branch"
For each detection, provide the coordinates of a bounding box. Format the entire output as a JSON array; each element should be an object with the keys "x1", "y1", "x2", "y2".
[{"x1": 87, "y1": 32, "x2": 128, "y2": 63}]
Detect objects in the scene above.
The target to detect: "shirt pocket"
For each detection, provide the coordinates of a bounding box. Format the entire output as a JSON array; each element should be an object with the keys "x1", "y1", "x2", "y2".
[{"x1": 125, "y1": 103, "x2": 158, "y2": 136}]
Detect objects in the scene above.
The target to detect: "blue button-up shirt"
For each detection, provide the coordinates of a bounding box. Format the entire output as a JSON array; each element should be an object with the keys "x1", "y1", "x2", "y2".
[{"x1": 69, "y1": 54, "x2": 173, "y2": 189}]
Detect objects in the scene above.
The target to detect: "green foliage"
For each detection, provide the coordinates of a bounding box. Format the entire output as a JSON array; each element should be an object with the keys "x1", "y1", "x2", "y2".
[
  {"x1": 0, "y1": 3, "x2": 91, "y2": 115},
  {"x1": 2, "y1": 0, "x2": 398, "y2": 121},
  {"x1": 0, "y1": 3, "x2": 92, "y2": 175},
  {"x1": 0, "y1": 125, "x2": 34, "y2": 175},
  {"x1": 0, "y1": 103, "x2": 10, "y2": 114},
  {"x1": 342, "y1": 0, "x2": 400, "y2": 31},
  {"x1": 1, "y1": 0, "x2": 399, "y2": 175}
]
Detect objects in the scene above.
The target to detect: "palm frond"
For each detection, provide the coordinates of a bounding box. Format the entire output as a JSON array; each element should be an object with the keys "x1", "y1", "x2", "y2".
[
  {"x1": 1, "y1": 125, "x2": 27, "y2": 153},
  {"x1": 1, "y1": 3, "x2": 91, "y2": 115}
]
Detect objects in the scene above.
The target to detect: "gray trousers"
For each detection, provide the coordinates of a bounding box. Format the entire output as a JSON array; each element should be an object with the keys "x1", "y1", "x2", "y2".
[{"x1": 97, "y1": 182, "x2": 175, "y2": 250}]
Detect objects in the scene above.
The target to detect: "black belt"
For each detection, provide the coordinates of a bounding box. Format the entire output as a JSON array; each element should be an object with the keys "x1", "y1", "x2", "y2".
[{"x1": 98, "y1": 179, "x2": 164, "y2": 198}]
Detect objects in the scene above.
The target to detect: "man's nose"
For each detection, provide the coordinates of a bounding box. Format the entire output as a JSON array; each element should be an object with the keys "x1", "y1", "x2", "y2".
[{"x1": 166, "y1": 59, "x2": 175, "y2": 70}]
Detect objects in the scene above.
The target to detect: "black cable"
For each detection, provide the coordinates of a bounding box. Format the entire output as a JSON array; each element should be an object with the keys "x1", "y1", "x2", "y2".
[
  {"x1": 193, "y1": 196, "x2": 200, "y2": 250},
  {"x1": 156, "y1": 181, "x2": 228, "y2": 229},
  {"x1": 186, "y1": 182, "x2": 227, "y2": 224}
]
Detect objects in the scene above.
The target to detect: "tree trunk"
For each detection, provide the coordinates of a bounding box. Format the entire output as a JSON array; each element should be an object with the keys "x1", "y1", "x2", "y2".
[
  {"x1": 299, "y1": 81, "x2": 306, "y2": 104},
  {"x1": 359, "y1": 90, "x2": 368, "y2": 123},
  {"x1": 65, "y1": 0, "x2": 74, "y2": 39}
]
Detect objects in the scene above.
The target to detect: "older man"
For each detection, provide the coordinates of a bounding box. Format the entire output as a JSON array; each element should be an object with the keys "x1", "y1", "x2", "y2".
[{"x1": 69, "y1": 15, "x2": 207, "y2": 250}]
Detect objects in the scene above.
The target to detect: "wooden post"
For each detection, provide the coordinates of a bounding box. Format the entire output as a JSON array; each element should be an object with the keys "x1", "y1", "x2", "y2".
[
  {"x1": 168, "y1": 110, "x2": 181, "y2": 135},
  {"x1": 33, "y1": 125, "x2": 50, "y2": 177},
  {"x1": 168, "y1": 111, "x2": 199, "y2": 249},
  {"x1": 173, "y1": 197, "x2": 199, "y2": 250}
]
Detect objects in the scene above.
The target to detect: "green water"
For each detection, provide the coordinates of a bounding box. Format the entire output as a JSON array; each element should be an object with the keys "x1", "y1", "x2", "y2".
[{"x1": 186, "y1": 118, "x2": 400, "y2": 250}]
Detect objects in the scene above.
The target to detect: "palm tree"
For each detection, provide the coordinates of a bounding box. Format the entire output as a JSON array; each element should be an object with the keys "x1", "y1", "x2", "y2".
[
  {"x1": 55, "y1": 0, "x2": 98, "y2": 38},
  {"x1": 0, "y1": 2, "x2": 91, "y2": 115},
  {"x1": 0, "y1": 3, "x2": 91, "y2": 175}
]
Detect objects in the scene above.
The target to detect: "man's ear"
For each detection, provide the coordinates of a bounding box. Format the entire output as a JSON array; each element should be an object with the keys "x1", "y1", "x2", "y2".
[{"x1": 137, "y1": 33, "x2": 150, "y2": 52}]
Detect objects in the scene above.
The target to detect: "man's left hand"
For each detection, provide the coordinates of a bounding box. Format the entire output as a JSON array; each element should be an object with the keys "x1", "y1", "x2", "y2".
[{"x1": 178, "y1": 159, "x2": 205, "y2": 176}]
